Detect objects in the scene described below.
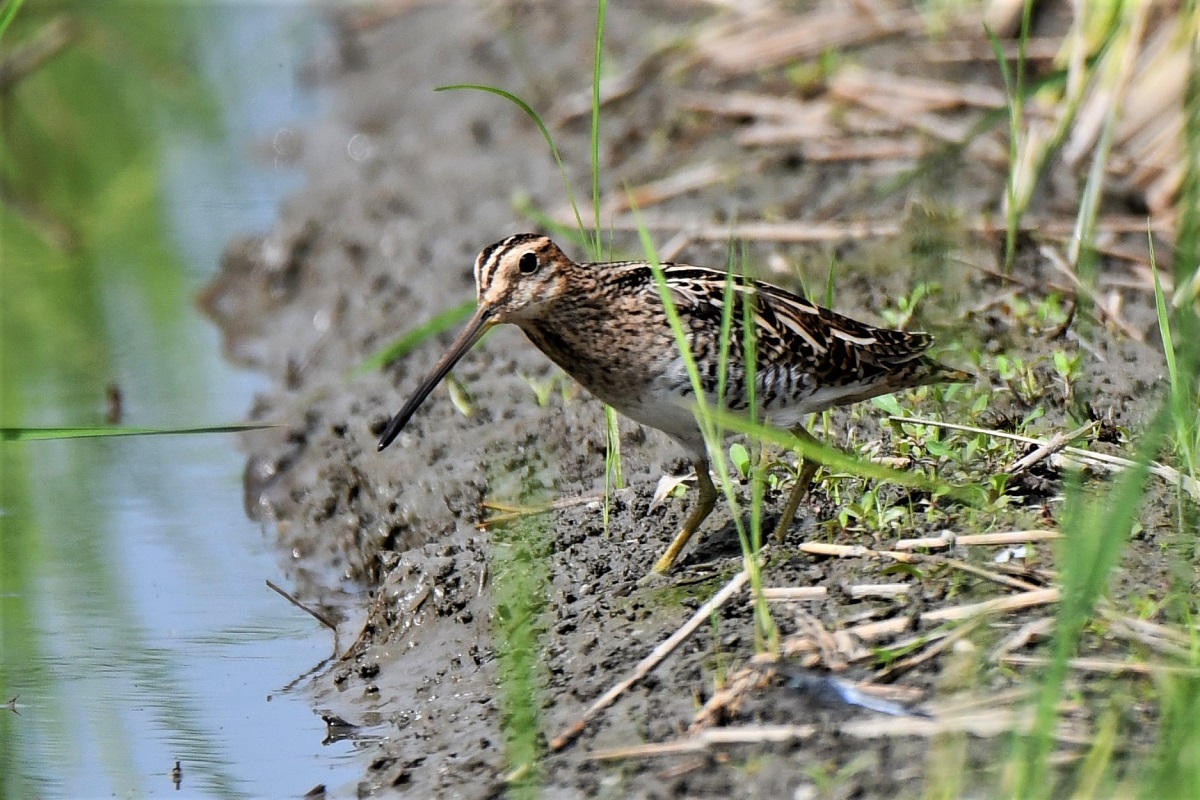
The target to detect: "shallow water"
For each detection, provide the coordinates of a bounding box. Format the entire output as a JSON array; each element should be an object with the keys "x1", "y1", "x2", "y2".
[{"x1": 1, "y1": 4, "x2": 361, "y2": 797}]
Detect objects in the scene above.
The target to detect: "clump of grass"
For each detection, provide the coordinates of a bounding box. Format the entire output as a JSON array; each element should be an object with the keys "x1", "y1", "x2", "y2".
[
  {"x1": 489, "y1": 473, "x2": 552, "y2": 797},
  {"x1": 981, "y1": 6, "x2": 1200, "y2": 792},
  {"x1": 1007, "y1": 402, "x2": 1169, "y2": 798},
  {"x1": 986, "y1": 0, "x2": 1036, "y2": 273},
  {"x1": 987, "y1": 1, "x2": 1135, "y2": 277}
]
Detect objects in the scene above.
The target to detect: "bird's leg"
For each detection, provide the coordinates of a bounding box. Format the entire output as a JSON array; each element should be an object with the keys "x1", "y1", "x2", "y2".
[
  {"x1": 652, "y1": 457, "x2": 718, "y2": 574},
  {"x1": 772, "y1": 426, "x2": 822, "y2": 543}
]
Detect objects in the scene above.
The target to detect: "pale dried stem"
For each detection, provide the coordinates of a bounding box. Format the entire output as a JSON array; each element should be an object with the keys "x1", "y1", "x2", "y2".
[
  {"x1": 831, "y1": 68, "x2": 1007, "y2": 111},
  {"x1": 1004, "y1": 423, "x2": 1097, "y2": 477},
  {"x1": 762, "y1": 586, "x2": 827, "y2": 601},
  {"x1": 695, "y1": 7, "x2": 921, "y2": 74},
  {"x1": 845, "y1": 582, "x2": 914, "y2": 599},
  {"x1": 556, "y1": 213, "x2": 1175, "y2": 244},
  {"x1": 1045, "y1": 244, "x2": 1143, "y2": 340},
  {"x1": 1002, "y1": 654, "x2": 1200, "y2": 677},
  {"x1": 797, "y1": 541, "x2": 1042, "y2": 592},
  {"x1": 918, "y1": 38, "x2": 1065, "y2": 63},
  {"x1": 478, "y1": 490, "x2": 616, "y2": 528},
  {"x1": 891, "y1": 416, "x2": 1200, "y2": 501},
  {"x1": 874, "y1": 617, "x2": 985, "y2": 682},
  {"x1": 596, "y1": 702, "x2": 1088, "y2": 762},
  {"x1": 549, "y1": 569, "x2": 750, "y2": 751},
  {"x1": 556, "y1": 161, "x2": 736, "y2": 223},
  {"x1": 894, "y1": 529, "x2": 1062, "y2": 550},
  {"x1": 991, "y1": 617, "x2": 1057, "y2": 661}
]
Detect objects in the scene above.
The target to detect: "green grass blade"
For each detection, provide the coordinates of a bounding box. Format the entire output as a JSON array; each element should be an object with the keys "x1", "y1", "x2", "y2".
[
  {"x1": 823, "y1": 255, "x2": 837, "y2": 309},
  {"x1": 1068, "y1": 3, "x2": 1146, "y2": 280},
  {"x1": 1175, "y1": 7, "x2": 1200, "y2": 285},
  {"x1": 715, "y1": 247, "x2": 737, "y2": 419},
  {"x1": 488, "y1": 469, "x2": 551, "y2": 794},
  {"x1": 737, "y1": 246, "x2": 760, "y2": 505},
  {"x1": 603, "y1": 404, "x2": 622, "y2": 535},
  {"x1": 589, "y1": 0, "x2": 608, "y2": 258},
  {"x1": 632, "y1": 217, "x2": 705, "y2": 413},
  {"x1": 0, "y1": 0, "x2": 25, "y2": 44},
  {"x1": 1010, "y1": 400, "x2": 1171, "y2": 798},
  {"x1": 985, "y1": 21, "x2": 1020, "y2": 273},
  {"x1": 587, "y1": 3, "x2": 622, "y2": 520},
  {"x1": 733, "y1": 243, "x2": 778, "y2": 650},
  {"x1": 357, "y1": 298, "x2": 475, "y2": 374},
  {"x1": 1152, "y1": 233, "x2": 1198, "y2": 478},
  {"x1": 1147, "y1": 673, "x2": 1200, "y2": 795},
  {"x1": 437, "y1": 84, "x2": 586, "y2": 239},
  {"x1": 510, "y1": 196, "x2": 590, "y2": 245},
  {"x1": 1153, "y1": 246, "x2": 1180, "y2": 402},
  {"x1": 1, "y1": 423, "x2": 275, "y2": 442}
]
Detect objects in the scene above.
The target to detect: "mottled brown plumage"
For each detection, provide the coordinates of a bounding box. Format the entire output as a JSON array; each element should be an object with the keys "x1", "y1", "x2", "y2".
[{"x1": 379, "y1": 234, "x2": 969, "y2": 573}]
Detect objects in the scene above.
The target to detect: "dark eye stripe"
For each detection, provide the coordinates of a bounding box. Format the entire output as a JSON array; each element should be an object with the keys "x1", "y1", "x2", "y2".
[
  {"x1": 477, "y1": 241, "x2": 503, "y2": 269},
  {"x1": 474, "y1": 241, "x2": 505, "y2": 288},
  {"x1": 476, "y1": 234, "x2": 547, "y2": 288}
]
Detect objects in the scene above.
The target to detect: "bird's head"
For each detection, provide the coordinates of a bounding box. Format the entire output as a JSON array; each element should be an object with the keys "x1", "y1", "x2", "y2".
[
  {"x1": 471, "y1": 233, "x2": 573, "y2": 323},
  {"x1": 376, "y1": 234, "x2": 574, "y2": 450}
]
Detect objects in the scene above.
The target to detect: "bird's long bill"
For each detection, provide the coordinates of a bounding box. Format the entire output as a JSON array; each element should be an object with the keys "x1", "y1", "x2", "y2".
[{"x1": 376, "y1": 305, "x2": 495, "y2": 451}]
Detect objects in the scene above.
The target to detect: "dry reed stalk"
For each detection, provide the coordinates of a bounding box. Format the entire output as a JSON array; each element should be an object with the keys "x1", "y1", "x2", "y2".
[
  {"x1": 566, "y1": 213, "x2": 1174, "y2": 244},
  {"x1": 695, "y1": 6, "x2": 921, "y2": 75},
  {"x1": 892, "y1": 416, "x2": 1200, "y2": 501},
  {"x1": 845, "y1": 582, "x2": 914, "y2": 599},
  {"x1": 1002, "y1": 654, "x2": 1200, "y2": 677},
  {"x1": 919, "y1": 37, "x2": 1064, "y2": 63},
  {"x1": 1005, "y1": 424, "x2": 1096, "y2": 476},
  {"x1": 762, "y1": 586, "x2": 827, "y2": 601},
  {"x1": 549, "y1": 569, "x2": 749, "y2": 751},
  {"x1": 595, "y1": 702, "x2": 1091, "y2": 762},
  {"x1": 893, "y1": 530, "x2": 1061, "y2": 550},
  {"x1": 831, "y1": 68, "x2": 1007, "y2": 111},
  {"x1": 990, "y1": 616, "x2": 1056, "y2": 661}
]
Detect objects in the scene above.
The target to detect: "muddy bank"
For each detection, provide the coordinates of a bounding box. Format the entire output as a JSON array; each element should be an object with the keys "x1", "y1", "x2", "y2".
[{"x1": 204, "y1": 2, "x2": 1177, "y2": 797}]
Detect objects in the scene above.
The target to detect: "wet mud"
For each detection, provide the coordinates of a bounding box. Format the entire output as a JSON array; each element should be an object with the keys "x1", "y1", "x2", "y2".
[{"x1": 203, "y1": 2, "x2": 1180, "y2": 796}]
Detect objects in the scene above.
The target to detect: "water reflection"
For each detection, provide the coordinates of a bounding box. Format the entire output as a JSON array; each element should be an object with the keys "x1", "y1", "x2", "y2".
[{"x1": 1, "y1": 3, "x2": 359, "y2": 797}]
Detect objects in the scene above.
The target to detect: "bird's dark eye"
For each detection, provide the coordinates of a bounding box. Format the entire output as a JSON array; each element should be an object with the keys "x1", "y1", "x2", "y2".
[{"x1": 518, "y1": 252, "x2": 539, "y2": 274}]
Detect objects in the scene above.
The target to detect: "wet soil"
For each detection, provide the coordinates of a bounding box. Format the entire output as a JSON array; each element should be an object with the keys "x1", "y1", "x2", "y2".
[{"x1": 203, "y1": 2, "x2": 1183, "y2": 797}]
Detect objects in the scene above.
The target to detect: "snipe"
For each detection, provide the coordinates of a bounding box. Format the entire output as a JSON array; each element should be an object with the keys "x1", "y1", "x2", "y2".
[{"x1": 378, "y1": 234, "x2": 968, "y2": 573}]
